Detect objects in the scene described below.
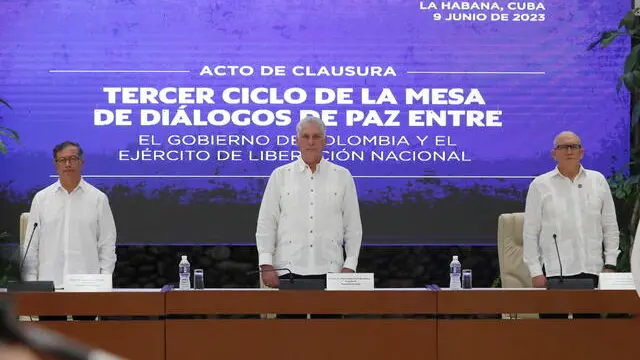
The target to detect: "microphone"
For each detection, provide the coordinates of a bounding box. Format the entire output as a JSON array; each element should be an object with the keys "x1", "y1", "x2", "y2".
[
  {"x1": 19, "y1": 222, "x2": 38, "y2": 276},
  {"x1": 547, "y1": 234, "x2": 594, "y2": 289},
  {"x1": 7, "y1": 222, "x2": 54, "y2": 292},
  {"x1": 248, "y1": 267, "x2": 325, "y2": 290},
  {"x1": 247, "y1": 267, "x2": 295, "y2": 283},
  {"x1": 0, "y1": 299, "x2": 125, "y2": 359},
  {"x1": 552, "y1": 233, "x2": 564, "y2": 283}
]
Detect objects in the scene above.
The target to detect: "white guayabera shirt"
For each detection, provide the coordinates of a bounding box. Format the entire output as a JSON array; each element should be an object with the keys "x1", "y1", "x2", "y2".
[
  {"x1": 256, "y1": 158, "x2": 363, "y2": 276},
  {"x1": 523, "y1": 166, "x2": 619, "y2": 278},
  {"x1": 22, "y1": 179, "x2": 117, "y2": 288}
]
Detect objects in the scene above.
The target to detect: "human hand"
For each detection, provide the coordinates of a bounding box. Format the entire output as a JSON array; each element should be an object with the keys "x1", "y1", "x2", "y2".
[
  {"x1": 260, "y1": 265, "x2": 280, "y2": 288},
  {"x1": 0, "y1": 344, "x2": 41, "y2": 360},
  {"x1": 532, "y1": 275, "x2": 547, "y2": 288}
]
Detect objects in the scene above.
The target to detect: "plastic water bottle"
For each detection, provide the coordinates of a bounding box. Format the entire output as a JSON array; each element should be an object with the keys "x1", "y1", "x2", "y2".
[
  {"x1": 178, "y1": 255, "x2": 191, "y2": 290},
  {"x1": 449, "y1": 255, "x2": 462, "y2": 290}
]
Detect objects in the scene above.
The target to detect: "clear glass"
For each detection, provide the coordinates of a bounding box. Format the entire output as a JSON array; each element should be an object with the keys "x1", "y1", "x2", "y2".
[
  {"x1": 193, "y1": 269, "x2": 204, "y2": 290},
  {"x1": 462, "y1": 269, "x2": 472, "y2": 289}
]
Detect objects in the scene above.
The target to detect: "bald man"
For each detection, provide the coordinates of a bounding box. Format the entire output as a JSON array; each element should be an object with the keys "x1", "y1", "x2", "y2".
[{"x1": 523, "y1": 131, "x2": 620, "y2": 302}]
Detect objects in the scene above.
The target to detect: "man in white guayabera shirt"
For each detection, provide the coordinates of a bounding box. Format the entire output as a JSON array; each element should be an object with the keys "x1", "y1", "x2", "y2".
[
  {"x1": 523, "y1": 131, "x2": 619, "y2": 316},
  {"x1": 256, "y1": 116, "x2": 363, "y2": 290},
  {"x1": 23, "y1": 141, "x2": 117, "y2": 319}
]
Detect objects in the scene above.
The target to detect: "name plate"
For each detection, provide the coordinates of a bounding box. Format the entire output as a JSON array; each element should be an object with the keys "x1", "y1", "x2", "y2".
[
  {"x1": 63, "y1": 274, "x2": 113, "y2": 292},
  {"x1": 326, "y1": 273, "x2": 374, "y2": 291},
  {"x1": 598, "y1": 272, "x2": 635, "y2": 290}
]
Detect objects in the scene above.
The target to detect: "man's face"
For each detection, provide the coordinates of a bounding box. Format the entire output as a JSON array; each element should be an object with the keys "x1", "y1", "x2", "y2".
[
  {"x1": 552, "y1": 134, "x2": 583, "y2": 168},
  {"x1": 297, "y1": 122, "x2": 326, "y2": 162},
  {"x1": 54, "y1": 145, "x2": 83, "y2": 181}
]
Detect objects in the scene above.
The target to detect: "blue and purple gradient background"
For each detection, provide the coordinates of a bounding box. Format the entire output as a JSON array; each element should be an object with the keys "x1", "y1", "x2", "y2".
[{"x1": 0, "y1": 0, "x2": 632, "y2": 244}]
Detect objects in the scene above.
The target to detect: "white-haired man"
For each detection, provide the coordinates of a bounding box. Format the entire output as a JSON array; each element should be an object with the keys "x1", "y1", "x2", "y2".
[
  {"x1": 256, "y1": 116, "x2": 363, "y2": 292},
  {"x1": 523, "y1": 131, "x2": 619, "y2": 316}
]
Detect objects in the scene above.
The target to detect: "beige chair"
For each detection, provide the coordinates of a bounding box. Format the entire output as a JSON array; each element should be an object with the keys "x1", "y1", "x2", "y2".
[
  {"x1": 497, "y1": 213, "x2": 532, "y2": 289},
  {"x1": 497, "y1": 212, "x2": 538, "y2": 319},
  {"x1": 19, "y1": 212, "x2": 29, "y2": 248}
]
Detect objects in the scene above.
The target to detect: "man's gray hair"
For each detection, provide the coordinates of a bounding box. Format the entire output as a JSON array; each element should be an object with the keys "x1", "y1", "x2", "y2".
[
  {"x1": 296, "y1": 116, "x2": 326, "y2": 137},
  {"x1": 553, "y1": 131, "x2": 581, "y2": 148}
]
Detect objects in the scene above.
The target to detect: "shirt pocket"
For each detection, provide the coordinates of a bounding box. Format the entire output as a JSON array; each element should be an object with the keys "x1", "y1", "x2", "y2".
[
  {"x1": 280, "y1": 184, "x2": 302, "y2": 215},
  {"x1": 583, "y1": 191, "x2": 604, "y2": 236},
  {"x1": 541, "y1": 193, "x2": 560, "y2": 218},
  {"x1": 74, "y1": 198, "x2": 99, "y2": 229},
  {"x1": 322, "y1": 186, "x2": 343, "y2": 212},
  {"x1": 584, "y1": 191, "x2": 603, "y2": 214},
  {"x1": 321, "y1": 234, "x2": 344, "y2": 265},
  {"x1": 41, "y1": 199, "x2": 64, "y2": 229},
  {"x1": 276, "y1": 237, "x2": 303, "y2": 263}
]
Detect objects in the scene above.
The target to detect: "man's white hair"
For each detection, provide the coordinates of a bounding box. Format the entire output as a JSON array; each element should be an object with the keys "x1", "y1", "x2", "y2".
[
  {"x1": 296, "y1": 116, "x2": 326, "y2": 137},
  {"x1": 553, "y1": 131, "x2": 581, "y2": 148}
]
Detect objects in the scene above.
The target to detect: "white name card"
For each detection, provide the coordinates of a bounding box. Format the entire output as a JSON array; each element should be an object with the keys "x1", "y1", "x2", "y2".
[
  {"x1": 598, "y1": 272, "x2": 635, "y2": 290},
  {"x1": 326, "y1": 273, "x2": 374, "y2": 291},
  {"x1": 63, "y1": 274, "x2": 113, "y2": 292}
]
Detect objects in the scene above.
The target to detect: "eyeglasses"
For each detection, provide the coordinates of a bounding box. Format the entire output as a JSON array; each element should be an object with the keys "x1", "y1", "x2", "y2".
[
  {"x1": 55, "y1": 156, "x2": 81, "y2": 165},
  {"x1": 555, "y1": 144, "x2": 582, "y2": 151}
]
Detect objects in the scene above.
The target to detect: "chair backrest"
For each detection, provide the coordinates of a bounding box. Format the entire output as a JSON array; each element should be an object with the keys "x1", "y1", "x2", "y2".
[
  {"x1": 19, "y1": 212, "x2": 30, "y2": 248},
  {"x1": 497, "y1": 213, "x2": 532, "y2": 288}
]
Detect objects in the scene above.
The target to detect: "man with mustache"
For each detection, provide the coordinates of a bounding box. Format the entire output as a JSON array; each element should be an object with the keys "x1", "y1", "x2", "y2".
[{"x1": 22, "y1": 141, "x2": 117, "y2": 320}]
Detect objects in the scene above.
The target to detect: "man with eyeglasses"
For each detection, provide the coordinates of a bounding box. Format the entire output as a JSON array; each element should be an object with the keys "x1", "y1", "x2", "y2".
[
  {"x1": 523, "y1": 131, "x2": 619, "y2": 308},
  {"x1": 22, "y1": 141, "x2": 116, "y2": 320}
]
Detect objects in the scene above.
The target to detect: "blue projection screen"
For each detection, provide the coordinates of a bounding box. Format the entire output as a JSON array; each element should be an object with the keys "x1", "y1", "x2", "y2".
[{"x1": 0, "y1": 0, "x2": 630, "y2": 245}]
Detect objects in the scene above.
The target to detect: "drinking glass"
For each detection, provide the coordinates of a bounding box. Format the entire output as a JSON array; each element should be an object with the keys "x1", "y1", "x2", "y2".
[
  {"x1": 194, "y1": 269, "x2": 205, "y2": 290},
  {"x1": 462, "y1": 269, "x2": 472, "y2": 289}
]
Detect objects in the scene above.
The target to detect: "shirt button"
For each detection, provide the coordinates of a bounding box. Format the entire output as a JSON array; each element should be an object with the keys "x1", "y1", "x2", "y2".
[
  {"x1": 310, "y1": 216, "x2": 313, "y2": 219},
  {"x1": 310, "y1": 202, "x2": 314, "y2": 205},
  {"x1": 310, "y1": 245, "x2": 313, "y2": 248},
  {"x1": 310, "y1": 189, "x2": 314, "y2": 192},
  {"x1": 310, "y1": 230, "x2": 313, "y2": 233},
  {"x1": 289, "y1": 240, "x2": 292, "y2": 243},
  {"x1": 311, "y1": 177, "x2": 314, "y2": 180}
]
